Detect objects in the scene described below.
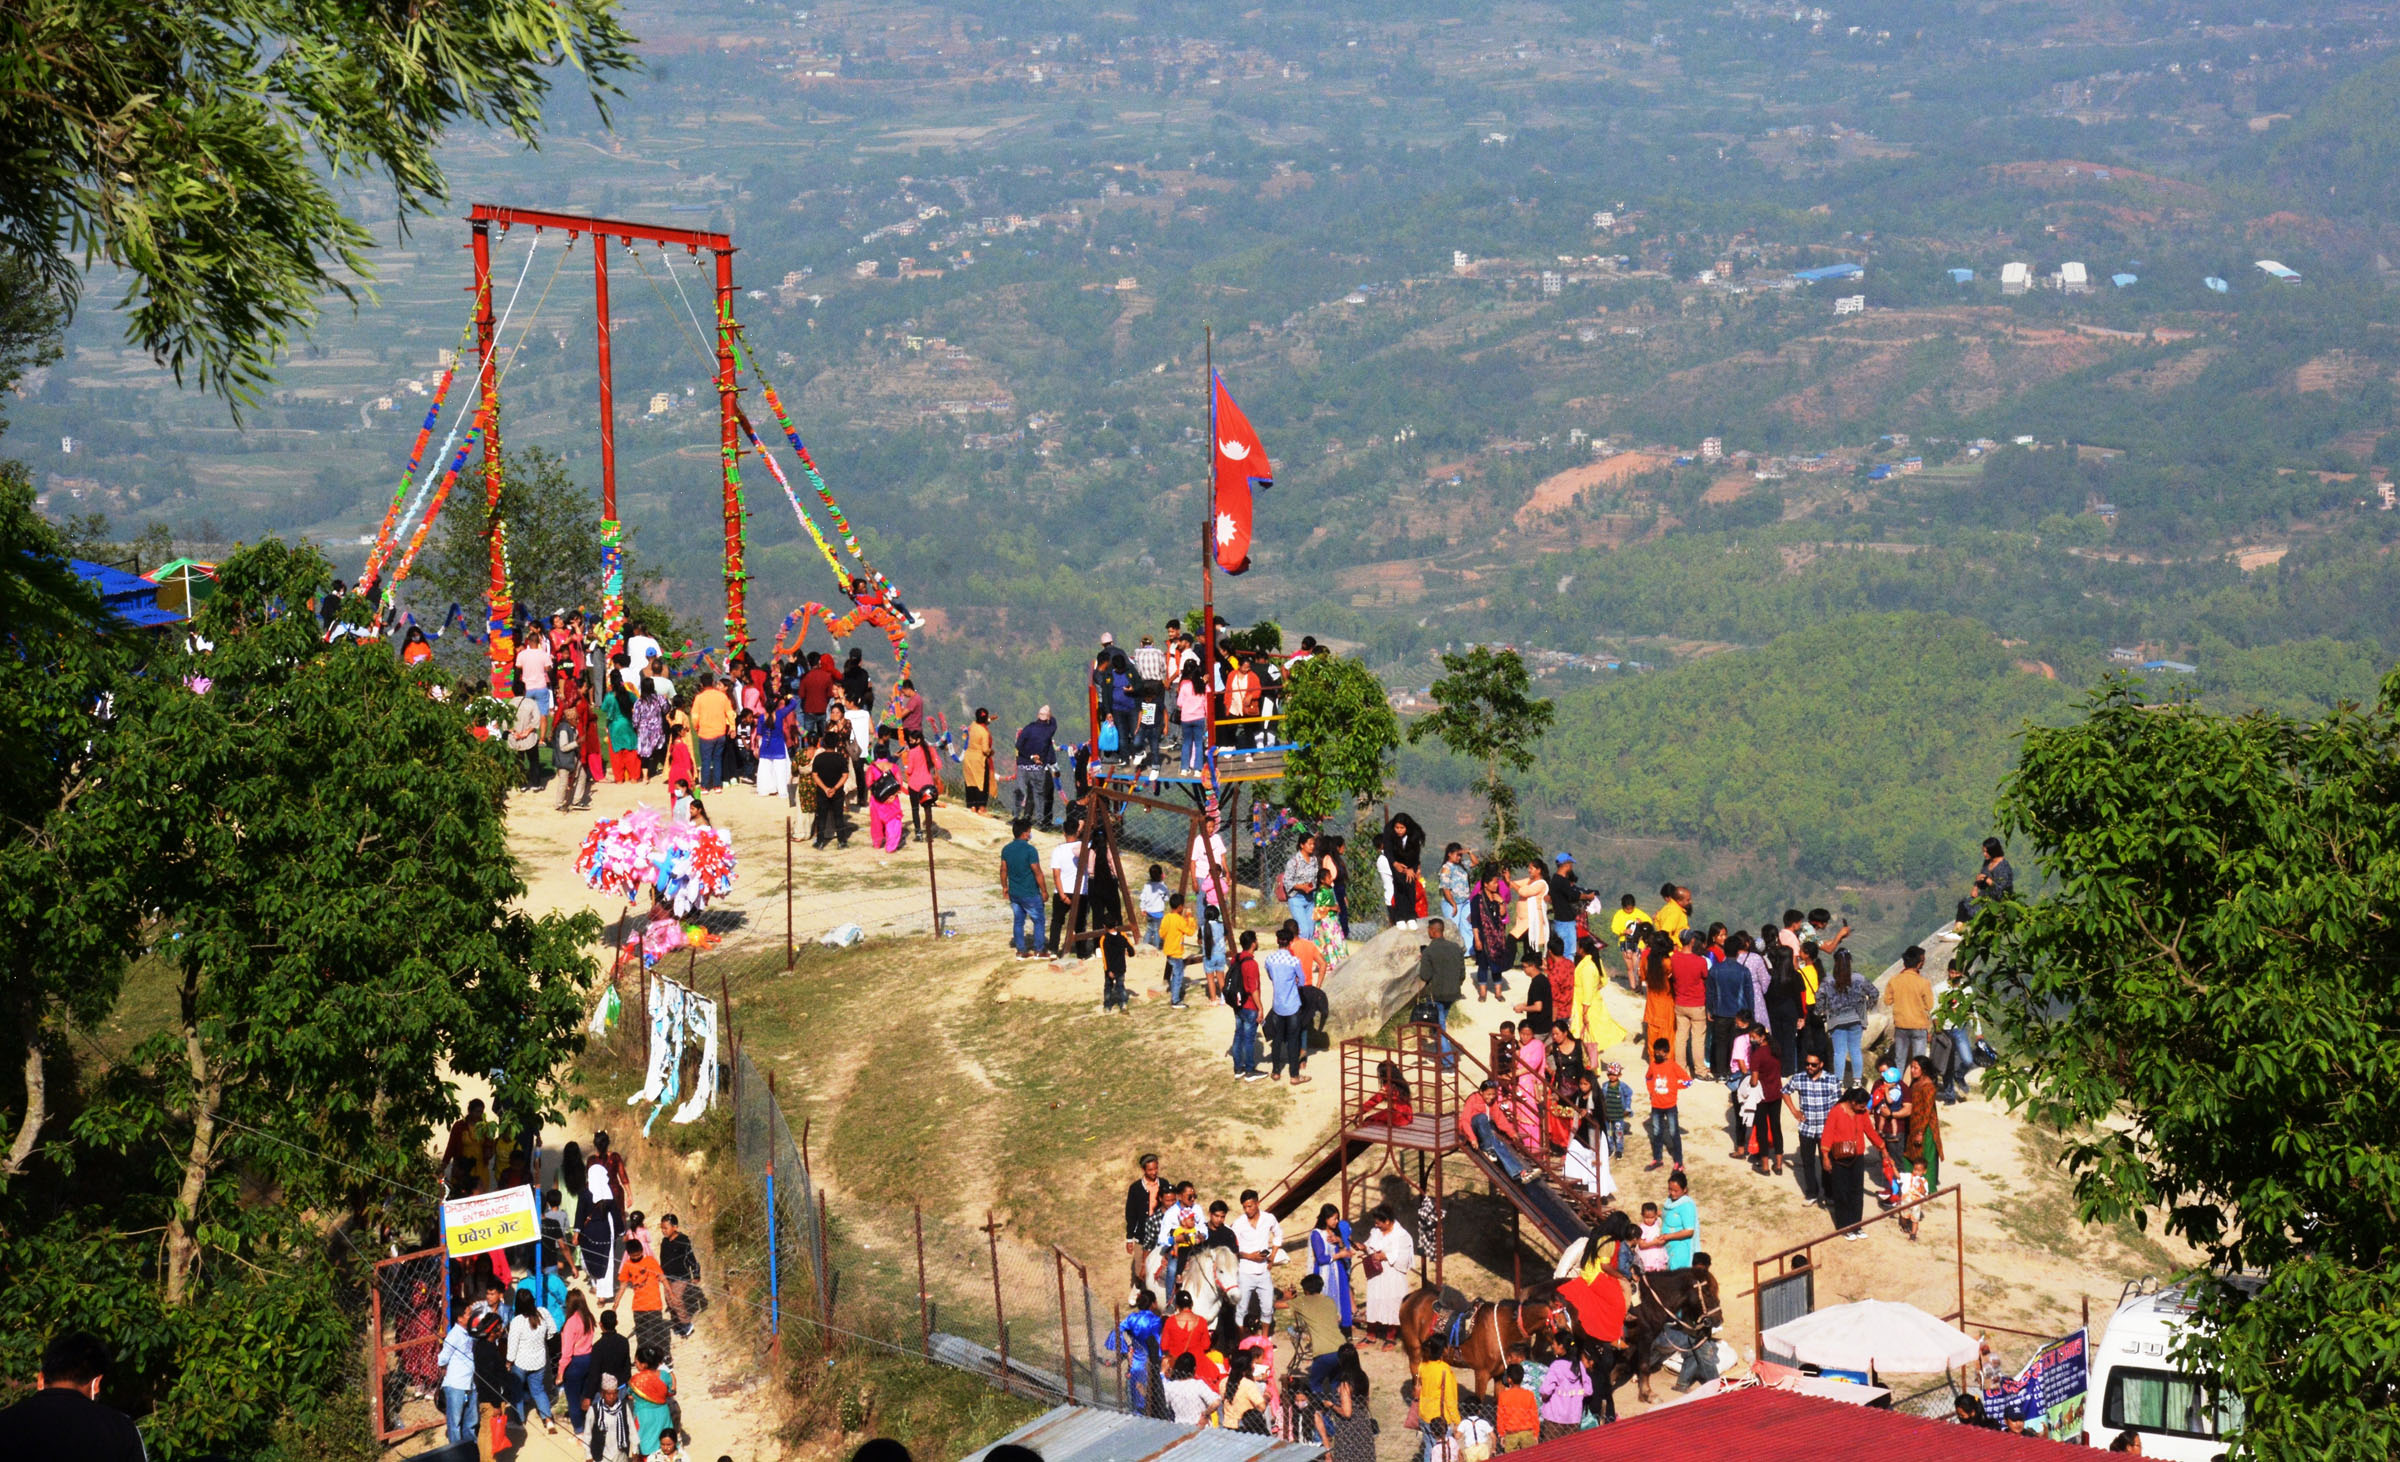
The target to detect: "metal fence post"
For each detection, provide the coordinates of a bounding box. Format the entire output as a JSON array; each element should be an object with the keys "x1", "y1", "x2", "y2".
[
  {"x1": 785, "y1": 814, "x2": 795, "y2": 970},
  {"x1": 1054, "y1": 1250, "x2": 1075, "y2": 1404},
  {"x1": 983, "y1": 1211, "x2": 1009, "y2": 1396},
  {"x1": 915, "y1": 1201, "x2": 933, "y2": 1360},
  {"x1": 1079, "y1": 1265, "x2": 1100, "y2": 1411},
  {"x1": 765, "y1": 1072, "x2": 781, "y2": 1356},
  {"x1": 818, "y1": 1188, "x2": 835, "y2": 1354}
]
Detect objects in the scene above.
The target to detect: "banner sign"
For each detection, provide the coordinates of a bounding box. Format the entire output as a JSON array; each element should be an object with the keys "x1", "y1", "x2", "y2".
[
  {"x1": 1983, "y1": 1328, "x2": 2088, "y2": 1440},
  {"x1": 443, "y1": 1184, "x2": 539, "y2": 1259}
]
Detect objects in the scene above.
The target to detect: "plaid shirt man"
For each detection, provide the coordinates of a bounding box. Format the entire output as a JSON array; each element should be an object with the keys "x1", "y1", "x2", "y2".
[
  {"x1": 1132, "y1": 640, "x2": 1166, "y2": 681},
  {"x1": 1788, "y1": 1069, "x2": 1842, "y2": 1136}
]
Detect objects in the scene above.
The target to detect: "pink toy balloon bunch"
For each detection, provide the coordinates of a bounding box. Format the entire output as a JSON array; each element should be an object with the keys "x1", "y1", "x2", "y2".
[{"x1": 574, "y1": 803, "x2": 737, "y2": 917}]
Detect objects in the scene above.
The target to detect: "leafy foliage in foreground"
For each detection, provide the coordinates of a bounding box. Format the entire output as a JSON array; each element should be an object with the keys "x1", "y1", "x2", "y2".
[
  {"x1": 0, "y1": 539, "x2": 599, "y2": 1457},
  {"x1": 1961, "y1": 677, "x2": 2400, "y2": 1460},
  {"x1": 0, "y1": 0, "x2": 635, "y2": 406}
]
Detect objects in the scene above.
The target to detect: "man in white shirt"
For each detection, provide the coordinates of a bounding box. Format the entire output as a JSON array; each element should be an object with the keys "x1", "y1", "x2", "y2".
[
  {"x1": 626, "y1": 631, "x2": 662, "y2": 675},
  {"x1": 1227, "y1": 1188, "x2": 1283, "y2": 1329},
  {"x1": 1047, "y1": 836, "x2": 1085, "y2": 958}
]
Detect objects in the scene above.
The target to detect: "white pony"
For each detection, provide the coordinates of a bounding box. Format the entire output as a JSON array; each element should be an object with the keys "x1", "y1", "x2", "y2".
[{"x1": 1141, "y1": 1244, "x2": 1244, "y2": 1331}]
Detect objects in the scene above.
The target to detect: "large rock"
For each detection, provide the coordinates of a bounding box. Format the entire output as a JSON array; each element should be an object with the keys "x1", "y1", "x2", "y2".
[
  {"x1": 1322, "y1": 923, "x2": 1432, "y2": 1042},
  {"x1": 1864, "y1": 923, "x2": 1964, "y2": 1049}
]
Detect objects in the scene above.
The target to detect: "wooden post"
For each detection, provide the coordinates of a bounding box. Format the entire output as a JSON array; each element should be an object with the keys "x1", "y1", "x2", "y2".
[
  {"x1": 983, "y1": 1211, "x2": 1009, "y2": 1395},
  {"x1": 925, "y1": 808, "x2": 943, "y2": 937},
  {"x1": 785, "y1": 814, "x2": 795, "y2": 971}
]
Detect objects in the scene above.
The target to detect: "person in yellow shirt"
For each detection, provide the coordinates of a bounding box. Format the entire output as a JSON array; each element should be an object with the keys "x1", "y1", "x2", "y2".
[
  {"x1": 1652, "y1": 883, "x2": 1692, "y2": 943},
  {"x1": 1158, "y1": 894, "x2": 1199, "y2": 1008},
  {"x1": 1608, "y1": 895, "x2": 1651, "y2": 990},
  {"x1": 1569, "y1": 941, "x2": 1623, "y2": 1060},
  {"x1": 1416, "y1": 1335, "x2": 1462, "y2": 1435}
]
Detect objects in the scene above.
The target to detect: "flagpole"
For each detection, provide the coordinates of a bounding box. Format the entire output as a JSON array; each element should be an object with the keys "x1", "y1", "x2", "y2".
[{"x1": 1202, "y1": 326, "x2": 1217, "y2": 764}]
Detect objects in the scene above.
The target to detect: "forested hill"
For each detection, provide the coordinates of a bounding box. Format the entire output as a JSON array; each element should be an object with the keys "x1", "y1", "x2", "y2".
[{"x1": 1522, "y1": 612, "x2": 2078, "y2": 891}]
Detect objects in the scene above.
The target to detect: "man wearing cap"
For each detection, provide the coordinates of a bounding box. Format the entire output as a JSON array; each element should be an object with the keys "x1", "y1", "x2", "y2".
[
  {"x1": 1015, "y1": 705, "x2": 1059, "y2": 826},
  {"x1": 1546, "y1": 854, "x2": 1582, "y2": 958},
  {"x1": 1459, "y1": 1078, "x2": 1527, "y2": 1179}
]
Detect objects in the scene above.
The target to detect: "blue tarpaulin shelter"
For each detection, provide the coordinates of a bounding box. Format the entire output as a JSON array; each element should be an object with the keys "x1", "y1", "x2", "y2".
[{"x1": 67, "y1": 558, "x2": 186, "y2": 629}]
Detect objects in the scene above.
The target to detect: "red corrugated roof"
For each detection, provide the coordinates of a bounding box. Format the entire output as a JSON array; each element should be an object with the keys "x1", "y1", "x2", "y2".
[{"x1": 1511, "y1": 1388, "x2": 2074, "y2": 1459}]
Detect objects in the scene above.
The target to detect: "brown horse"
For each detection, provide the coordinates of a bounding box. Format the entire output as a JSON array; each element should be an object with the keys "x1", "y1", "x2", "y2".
[{"x1": 1397, "y1": 1210, "x2": 1643, "y2": 1406}]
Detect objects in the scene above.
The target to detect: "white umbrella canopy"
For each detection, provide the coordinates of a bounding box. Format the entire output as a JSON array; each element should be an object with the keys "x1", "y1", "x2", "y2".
[{"x1": 1760, "y1": 1299, "x2": 1980, "y2": 1374}]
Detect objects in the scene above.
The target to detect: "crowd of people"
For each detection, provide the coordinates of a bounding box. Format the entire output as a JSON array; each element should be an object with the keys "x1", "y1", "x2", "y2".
[{"x1": 425, "y1": 1113, "x2": 709, "y2": 1460}]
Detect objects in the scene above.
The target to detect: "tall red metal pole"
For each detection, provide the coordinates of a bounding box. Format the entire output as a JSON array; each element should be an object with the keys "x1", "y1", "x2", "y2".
[
  {"x1": 593, "y1": 233, "x2": 624, "y2": 653},
  {"x1": 714, "y1": 246, "x2": 749, "y2": 654},
  {"x1": 594, "y1": 234, "x2": 617, "y2": 523},
  {"x1": 471, "y1": 220, "x2": 510, "y2": 691}
]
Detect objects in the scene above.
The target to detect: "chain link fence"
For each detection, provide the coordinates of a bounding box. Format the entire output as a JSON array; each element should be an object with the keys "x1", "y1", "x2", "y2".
[{"x1": 723, "y1": 1048, "x2": 1136, "y2": 1414}]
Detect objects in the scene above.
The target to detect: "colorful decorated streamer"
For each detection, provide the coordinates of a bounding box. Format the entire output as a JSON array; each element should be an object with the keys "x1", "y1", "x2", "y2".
[
  {"x1": 768, "y1": 601, "x2": 912, "y2": 679},
  {"x1": 599, "y1": 519, "x2": 625, "y2": 650},
  {"x1": 725, "y1": 322, "x2": 909, "y2": 609},
  {"x1": 717, "y1": 427, "x2": 751, "y2": 655},
  {"x1": 385, "y1": 428, "x2": 483, "y2": 592},
  {"x1": 736, "y1": 409, "x2": 847, "y2": 583},
  {"x1": 362, "y1": 314, "x2": 478, "y2": 589}
]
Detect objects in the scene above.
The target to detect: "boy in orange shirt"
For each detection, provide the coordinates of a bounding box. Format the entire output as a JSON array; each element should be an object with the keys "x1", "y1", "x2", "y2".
[
  {"x1": 1644, "y1": 1038, "x2": 1688, "y2": 1171},
  {"x1": 616, "y1": 1238, "x2": 671, "y2": 1362},
  {"x1": 1495, "y1": 1358, "x2": 1539, "y2": 1452}
]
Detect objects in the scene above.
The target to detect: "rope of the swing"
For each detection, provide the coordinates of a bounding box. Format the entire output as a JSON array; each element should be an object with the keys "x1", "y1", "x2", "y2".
[
  {"x1": 376, "y1": 230, "x2": 558, "y2": 600},
  {"x1": 362, "y1": 313, "x2": 479, "y2": 584}
]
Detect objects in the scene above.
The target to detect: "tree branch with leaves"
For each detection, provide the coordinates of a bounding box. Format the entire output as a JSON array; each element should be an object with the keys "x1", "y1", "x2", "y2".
[
  {"x1": 1406, "y1": 646, "x2": 1555, "y2": 863},
  {"x1": 1957, "y1": 674, "x2": 2400, "y2": 1460}
]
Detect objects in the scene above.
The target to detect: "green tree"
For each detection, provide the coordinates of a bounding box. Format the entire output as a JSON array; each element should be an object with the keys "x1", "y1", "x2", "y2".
[
  {"x1": 0, "y1": 0, "x2": 637, "y2": 407},
  {"x1": 0, "y1": 475, "x2": 143, "y2": 1177},
  {"x1": 422, "y1": 447, "x2": 608, "y2": 628},
  {"x1": 1279, "y1": 653, "x2": 1401, "y2": 823},
  {"x1": 1407, "y1": 646, "x2": 1554, "y2": 860},
  {"x1": 1958, "y1": 675, "x2": 2400, "y2": 1460},
  {"x1": 0, "y1": 539, "x2": 600, "y2": 1452}
]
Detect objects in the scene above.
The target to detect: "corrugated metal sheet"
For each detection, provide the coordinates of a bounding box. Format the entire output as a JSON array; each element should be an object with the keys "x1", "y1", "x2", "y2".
[
  {"x1": 959, "y1": 1404, "x2": 1325, "y2": 1462},
  {"x1": 1507, "y1": 1388, "x2": 2069, "y2": 1458}
]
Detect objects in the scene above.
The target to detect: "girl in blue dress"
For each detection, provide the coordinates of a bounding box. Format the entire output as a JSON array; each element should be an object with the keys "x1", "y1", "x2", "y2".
[{"x1": 1308, "y1": 1204, "x2": 1357, "y2": 1330}]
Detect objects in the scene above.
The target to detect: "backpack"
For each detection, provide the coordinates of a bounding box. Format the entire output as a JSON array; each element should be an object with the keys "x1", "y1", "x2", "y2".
[{"x1": 1224, "y1": 955, "x2": 1250, "y2": 1010}]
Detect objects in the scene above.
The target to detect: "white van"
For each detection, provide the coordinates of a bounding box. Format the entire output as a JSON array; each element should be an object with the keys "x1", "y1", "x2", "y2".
[{"x1": 2088, "y1": 1276, "x2": 2255, "y2": 1458}]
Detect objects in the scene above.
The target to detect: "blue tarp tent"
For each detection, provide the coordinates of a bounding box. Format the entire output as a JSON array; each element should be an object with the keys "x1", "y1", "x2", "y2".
[{"x1": 68, "y1": 559, "x2": 186, "y2": 629}]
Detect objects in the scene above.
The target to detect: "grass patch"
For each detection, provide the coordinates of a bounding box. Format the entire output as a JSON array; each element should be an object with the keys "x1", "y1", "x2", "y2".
[{"x1": 2004, "y1": 1126, "x2": 2181, "y2": 1274}]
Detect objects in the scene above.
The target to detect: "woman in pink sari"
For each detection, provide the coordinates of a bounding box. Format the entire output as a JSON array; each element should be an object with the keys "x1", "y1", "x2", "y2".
[{"x1": 1513, "y1": 1035, "x2": 1548, "y2": 1150}]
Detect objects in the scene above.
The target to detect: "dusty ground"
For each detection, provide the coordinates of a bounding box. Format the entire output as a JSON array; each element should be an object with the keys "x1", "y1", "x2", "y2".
[{"x1": 473, "y1": 776, "x2": 2182, "y2": 1458}]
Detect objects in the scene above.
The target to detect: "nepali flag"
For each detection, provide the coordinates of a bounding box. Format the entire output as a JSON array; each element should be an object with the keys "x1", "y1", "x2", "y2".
[{"x1": 1212, "y1": 371, "x2": 1273, "y2": 576}]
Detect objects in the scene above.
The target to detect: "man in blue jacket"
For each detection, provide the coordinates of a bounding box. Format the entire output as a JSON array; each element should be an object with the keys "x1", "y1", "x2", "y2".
[
  {"x1": 1014, "y1": 706, "x2": 1058, "y2": 826},
  {"x1": 1704, "y1": 941, "x2": 1751, "y2": 1081}
]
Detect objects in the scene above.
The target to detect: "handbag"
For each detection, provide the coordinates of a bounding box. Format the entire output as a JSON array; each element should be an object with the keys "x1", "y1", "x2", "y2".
[{"x1": 1363, "y1": 1248, "x2": 1386, "y2": 1278}]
